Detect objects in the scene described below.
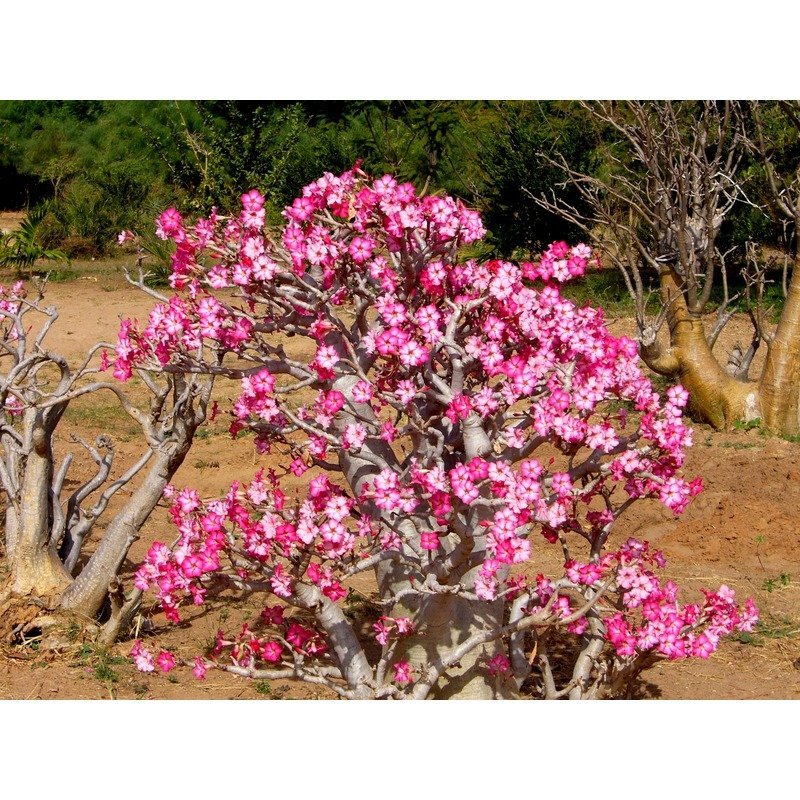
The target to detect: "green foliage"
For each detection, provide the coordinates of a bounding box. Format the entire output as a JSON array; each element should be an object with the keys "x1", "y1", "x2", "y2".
[
  {"x1": 0, "y1": 101, "x2": 192, "y2": 255},
  {"x1": 254, "y1": 680, "x2": 288, "y2": 699},
  {"x1": 477, "y1": 102, "x2": 599, "y2": 257},
  {"x1": 733, "y1": 418, "x2": 763, "y2": 432},
  {"x1": 343, "y1": 101, "x2": 487, "y2": 200},
  {"x1": 729, "y1": 614, "x2": 799, "y2": 646},
  {"x1": 762, "y1": 573, "x2": 792, "y2": 593},
  {"x1": 170, "y1": 102, "x2": 354, "y2": 220},
  {"x1": 72, "y1": 642, "x2": 127, "y2": 685},
  {"x1": 136, "y1": 219, "x2": 177, "y2": 287},
  {"x1": 559, "y1": 265, "x2": 660, "y2": 317},
  {"x1": 7, "y1": 99, "x2": 795, "y2": 275},
  {"x1": 0, "y1": 204, "x2": 70, "y2": 277}
]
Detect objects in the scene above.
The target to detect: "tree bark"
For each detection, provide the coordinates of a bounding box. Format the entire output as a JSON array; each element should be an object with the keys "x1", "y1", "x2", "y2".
[
  {"x1": 334, "y1": 379, "x2": 514, "y2": 698},
  {"x1": 759, "y1": 259, "x2": 800, "y2": 435},
  {"x1": 640, "y1": 271, "x2": 761, "y2": 429},
  {"x1": 60, "y1": 436, "x2": 194, "y2": 619},
  {"x1": 390, "y1": 588, "x2": 515, "y2": 699},
  {"x1": 7, "y1": 411, "x2": 72, "y2": 597}
]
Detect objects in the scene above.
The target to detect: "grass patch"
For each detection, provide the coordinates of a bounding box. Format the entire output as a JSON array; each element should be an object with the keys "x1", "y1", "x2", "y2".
[
  {"x1": 728, "y1": 417, "x2": 800, "y2": 445},
  {"x1": 71, "y1": 643, "x2": 127, "y2": 685},
  {"x1": 762, "y1": 572, "x2": 792, "y2": 593},
  {"x1": 733, "y1": 418, "x2": 763, "y2": 433},
  {"x1": 40, "y1": 267, "x2": 80, "y2": 282},
  {"x1": 63, "y1": 400, "x2": 139, "y2": 438},
  {"x1": 560, "y1": 269, "x2": 655, "y2": 318}
]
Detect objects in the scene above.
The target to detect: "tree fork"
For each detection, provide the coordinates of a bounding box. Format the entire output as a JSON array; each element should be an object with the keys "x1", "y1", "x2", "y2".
[{"x1": 647, "y1": 271, "x2": 761, "y2": 430}]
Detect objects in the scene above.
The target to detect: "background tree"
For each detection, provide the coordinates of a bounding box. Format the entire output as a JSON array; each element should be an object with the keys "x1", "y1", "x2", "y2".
[
  {"x1": 538, "y1": 101, "x2": 782, "y2": 430},
  {"x1": 741, "y1": 100, "x2": 800, "y2": 434},
  {"x1": 477, "y1": 101, "x2": 597, "y2": 257}
]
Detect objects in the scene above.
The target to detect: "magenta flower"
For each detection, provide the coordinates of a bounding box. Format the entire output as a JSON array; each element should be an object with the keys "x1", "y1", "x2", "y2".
[{"x1": 393, "y1": 661, "x2": 413, "y2": 685}]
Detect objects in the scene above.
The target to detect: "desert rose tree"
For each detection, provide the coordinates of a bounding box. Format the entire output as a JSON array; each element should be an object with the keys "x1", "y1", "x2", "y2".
[{"x1": 120, "y1": 168, "x2": 757, "y2": 699}]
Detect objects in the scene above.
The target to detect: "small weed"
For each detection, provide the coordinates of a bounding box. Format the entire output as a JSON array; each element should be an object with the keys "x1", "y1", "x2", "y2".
[
  {"x1": 73, "y1": 642, "x2": 94, "y2": 664},
  {"x1": 721, "y1": 441, "x2": 757, "y2": 450},
  {"x1": 762, "y1": 573, "x2": 792, "y2": 593},
  {"x1": 253, "y1": 680, "x2": 288, "y2": 699},
  {"x1": 733, "y1": 418, "x2": 763, "y2": 432},
  {"x1": 781, "y1": 432, "x2": 800, "y2": 444},
  {"x1": 194, "y1": 459, "x2": 221, "y2": 470},
  {"x1": 65, "y1": 621, "x2": 81, "y2": 642},
  {"x1": 94, "y1": 662, "x2": 120, "y2": 684},
  {"x1": 729, "y1": 615, "x2": 800, "y2": 646},
  {"x1": 72, "y1": 643, "x2": 125, "y2": 685},
  {"x1": 167, "y1": 674, "x2": 180, "y2": 684},
  {"x1": 195, "y1": 427, "x2": 212, "y2": 440}
]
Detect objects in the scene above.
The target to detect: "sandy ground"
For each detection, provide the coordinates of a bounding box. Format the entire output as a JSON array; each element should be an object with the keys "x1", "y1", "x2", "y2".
[{"x1": 0, "y1": 260, "x2": 798, "y2": 700}]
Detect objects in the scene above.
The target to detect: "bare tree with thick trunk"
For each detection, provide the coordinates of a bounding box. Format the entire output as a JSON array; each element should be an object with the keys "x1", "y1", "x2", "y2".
[
  {"x1": 0, "y1": 277, "x2": 212, "y2": 642},
  {"x1": 538, "y1": 100, "x2": 800, "y2": 431},
  {"x1": 741, "y1": 100, "x2": 800, "y2": 435}
]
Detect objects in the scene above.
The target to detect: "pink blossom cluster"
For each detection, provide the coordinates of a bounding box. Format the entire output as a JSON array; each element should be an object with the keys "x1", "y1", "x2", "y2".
[
  {"x1": 598, "y1": 541, "x2": 758, "y2": 660},
  {"x1": 0, "y1": 281, "x2": 25, "y2": 342},
  {"x1": 521, "y1": 538, "x2": 759, "y2": 659},
  {"x1": 212, "y1": 619, "x2": 327, "y2": 669},
  {"x1": 133, "y1": 471, "x2": 359, "y2": 629}
]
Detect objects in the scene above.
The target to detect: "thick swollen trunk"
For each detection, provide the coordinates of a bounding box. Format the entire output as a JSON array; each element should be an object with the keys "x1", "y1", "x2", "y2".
[
  {"x1": 669, "y1": 322, "x2": 760, "y2": 429},
  {"x1": 338, "y1": 387, "x2": 513, "y2": 698},
  {"x1": 759, "y1": 262, "x2": 800, "y2": 435},
  {"x1": 7, "y1": 413, "x2": 72, "y2": 597},
  {"x1": 641, "y1": 272, "x2": 760, "y2": 429},
  {"x1": 390, "y1": 591, "x2": 515, "y2": 699},
  {"x1": 60, "y1": 438, "x2": 194, "y2": 619}
]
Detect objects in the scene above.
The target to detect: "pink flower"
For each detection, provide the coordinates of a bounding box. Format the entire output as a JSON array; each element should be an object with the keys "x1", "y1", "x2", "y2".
[
  {"x1": 192, "y1": 657, "x2": 207, "y2": 680},
  {"x1": 419, "y1": 531, "x2": 440, "y2": 550},
  {"x1": 156, "y1": 208, "x2": 184, "y2": 241},
  {"x1": 262, "y1": 641, "x2": 283, "y2": 663},
  {"x1": 131, "y1": 640, "x2": 155, "y2": 673},
  {"x1": 393, "y1": 661, "x2": 413, "y2": 685},
  {"x1": 487, "y1": 653, "x2": 510, "y2": 677}
]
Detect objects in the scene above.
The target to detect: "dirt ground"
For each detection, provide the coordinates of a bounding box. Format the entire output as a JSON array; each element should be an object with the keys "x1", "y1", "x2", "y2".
[
  {"x1": 0, "y1": 211, "x2": 25, "y2": 234},
  {"x1": 0, "y1": 258, "x2": 798, "y2": 700}
]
